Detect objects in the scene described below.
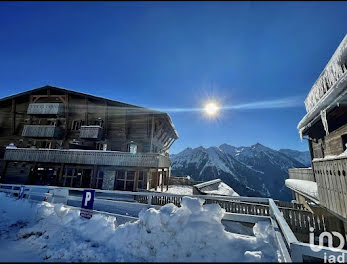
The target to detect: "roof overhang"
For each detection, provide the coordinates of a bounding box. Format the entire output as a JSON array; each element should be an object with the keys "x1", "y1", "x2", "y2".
[{"x1": 297, "y1": 72, "x2": 347, "y2": 136}]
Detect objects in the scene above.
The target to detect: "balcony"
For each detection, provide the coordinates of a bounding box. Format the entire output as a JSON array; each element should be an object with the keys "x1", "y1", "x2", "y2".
[
  {"x1": 27, "y1": 103, "x2": 65, "y2": 115},
  {"x1": 79, "y1": 125, "x2": 103, "y2": 140},
  {"x1": 4, "y1": 148, "x2": 171, "y2": 168},
  {"x1": 22, "y1": 125, "x2": 63, "y2": 138},
  {"x1": 288, "y1": 168, "x2": 315, "y2": 181},
  {"x1": 312, "y1": 156, "x2": 347, "y2": 219}
]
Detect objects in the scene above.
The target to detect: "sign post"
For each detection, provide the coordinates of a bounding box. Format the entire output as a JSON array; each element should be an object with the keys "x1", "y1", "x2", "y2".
[
  {"x1": 80, "y1": 190, "x2": 95, "y2": 219},
  {"x1": 18, "y1": 186, "x2": 25, "y2": 199}
]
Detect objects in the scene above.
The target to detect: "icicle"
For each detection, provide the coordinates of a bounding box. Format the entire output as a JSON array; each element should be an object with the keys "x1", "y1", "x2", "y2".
[
  {"x1": 320, "y1": 109, "x2": 329, "y2": 136},
  {"x1": 299, "y1": 128, "x2": 304, "y2": 141},
  {"x1": 304, "y1": 35, "x2": 347, "y2": 113}
]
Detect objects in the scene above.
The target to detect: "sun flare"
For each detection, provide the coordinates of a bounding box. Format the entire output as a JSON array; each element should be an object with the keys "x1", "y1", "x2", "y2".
[{"x1": 204, "y1": 102, "x2": 220, "y2": 116}]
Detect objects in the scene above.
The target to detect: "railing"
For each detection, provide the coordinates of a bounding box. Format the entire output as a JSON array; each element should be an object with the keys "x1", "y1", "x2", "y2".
[
  {"x1": 4, "y1": 148, "x2": 171, "y2": 168},
  {"x1": 312, "y1": 157, "x2": 347, "y2": 219},
  {"x1": 1, "y1": 183, "x2": 346, "y2": 262},
  {"x1": 21, "y1": 125, "x2": 63, "y2": 138},
  {"x1": 79, "y1": 126, "x2": 103, "y2": 140},
  {"x1": 288, "y1": 168, "x2": 315, "y2": 182},
  {"x1": 27, "y1": 103, "x2": 65, "y2": 115},
  {"x1": 304, "y1": 35, "x2": 347, "y2": 113}
]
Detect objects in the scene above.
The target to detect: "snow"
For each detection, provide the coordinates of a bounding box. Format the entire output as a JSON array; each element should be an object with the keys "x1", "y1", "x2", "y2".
[
  {"x1": 164, "y1": 185, "x2": 193, "y2": 195},
  {"x1": 0, "y1": 193, "x2": 280, "y2": 262},
  {"x1": 285, "y1": 179, "x2": 319, "y2": 201},
  {"x1": 203, "y1": 182, "x2": 240, "y2": 196},
  {"x1": 312, "y1": 145, "x2": 347, "y2": 161}
]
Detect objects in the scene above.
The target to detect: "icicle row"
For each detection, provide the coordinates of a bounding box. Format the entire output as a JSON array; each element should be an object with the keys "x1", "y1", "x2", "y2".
[{"x1": 305, "y1": 36, "x2": 347, "y2": 113}]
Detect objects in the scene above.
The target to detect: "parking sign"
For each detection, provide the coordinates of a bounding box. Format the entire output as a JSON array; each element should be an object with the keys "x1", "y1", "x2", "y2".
[{"x1": 80, "y1": 190, "x2": 95, "y2": 219}]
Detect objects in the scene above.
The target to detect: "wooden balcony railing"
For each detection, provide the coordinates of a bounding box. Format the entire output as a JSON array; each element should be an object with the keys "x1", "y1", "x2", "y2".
[
  {"x1": 22, "y1": 125, "x2": 63, "y2": 138},
  {"x1": 4, "y1": 148, "x2": 171, "y2": 168},
  {"x1": 27, "y1": 103, "x2": 65, "y2": 115},
  {"x1": 312, "y1": 156, "x2": 347, "y2": 219},
  {"x1": 79, "y1": 126, "x2": 103, "y2": 140},
  {"x1": 288, "y1": 168, "x2": 315, "y2": 182}
]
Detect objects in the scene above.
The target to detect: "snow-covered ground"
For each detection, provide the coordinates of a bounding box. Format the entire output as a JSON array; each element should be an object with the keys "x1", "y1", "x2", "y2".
[{"x1": 0, "y1": 192, "x2": 280, "y2": 262}]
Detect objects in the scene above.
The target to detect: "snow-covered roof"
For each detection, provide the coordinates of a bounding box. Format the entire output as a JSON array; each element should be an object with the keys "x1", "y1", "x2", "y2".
[
  {"x1": 194, "y1": 179, "x2": 239, "y2": 197},
  {"x1": 298, "y1": 34, "x2": 347, "y2": 134},
  {"x1": 285, "y1": 179, "x2": 319, "y2": 203}
]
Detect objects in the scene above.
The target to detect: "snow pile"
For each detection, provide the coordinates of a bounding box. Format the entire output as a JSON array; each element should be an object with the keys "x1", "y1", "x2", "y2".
[
  {"x1": 165, "y1": 185, "x2": 193, "y2": 195},
  {"x1": 204, "y1": 182, "x2": 240, "y2": 196},
  {"x1": 0, "y1": 193, "x2": 280, "y2": 262},
  {"x1": 285, "y1": 179, "x2": 319, "y2": 200}
]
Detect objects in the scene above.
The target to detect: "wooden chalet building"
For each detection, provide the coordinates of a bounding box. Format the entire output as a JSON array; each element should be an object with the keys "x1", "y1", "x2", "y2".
[
  {"x1": 0, "y1": 85, "x2": 178, "y2": 192},
  {"x1": 286, "y1": 34, "x2": 347, "y2": 234}
]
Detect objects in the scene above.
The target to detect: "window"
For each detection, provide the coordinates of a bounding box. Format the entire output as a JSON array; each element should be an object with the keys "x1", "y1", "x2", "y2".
[
  {"x1": 342, "y1": 134, "x2": 347, "y2": 151},
  {"x1": 71, "y1": 120, "x2": 85, "y2": 131},
  {"x1": 63, "y1": 168, "x2": 83, "y2": 187},
  {"x1": 127, "y1": 142, "x2": 137, "y2": 154},
  {"x1": 96, "y1": 171, "x2": 104, "y2": 189}
]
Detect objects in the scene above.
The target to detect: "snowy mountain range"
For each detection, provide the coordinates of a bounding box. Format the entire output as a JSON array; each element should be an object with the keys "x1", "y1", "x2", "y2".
[{"x1": 170, "y1": 143, "x2": 311, "y2": 201}]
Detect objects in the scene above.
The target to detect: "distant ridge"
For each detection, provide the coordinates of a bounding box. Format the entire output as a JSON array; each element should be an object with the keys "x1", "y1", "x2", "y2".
[{"x1": 171, "y1": 143, "x2": 310, "y2": 201}]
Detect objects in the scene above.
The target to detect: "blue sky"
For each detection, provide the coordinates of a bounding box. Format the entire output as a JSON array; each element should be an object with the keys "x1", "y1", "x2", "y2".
[{"x1": 1, "y1": 1, "x2": 346, "y2": 154}]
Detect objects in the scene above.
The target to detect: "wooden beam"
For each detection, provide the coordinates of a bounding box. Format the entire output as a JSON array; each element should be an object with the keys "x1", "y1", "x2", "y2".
[
  {"x1": 58, "y1": 163, "x2": 64, "y2": 186},
  {"x1": 161, "y1": 169, "x2": 164, "y2": 192},
  {"x1": 135, "y1": 170, "x2": 139, "y2": 191},
  {"x1": 155, "y1": 169, "x2": 159, "y2": 191},
  {"x1": 64, "y1": 93, "x2": 69, "y2": 139},
  {"x1": 84, "y1": 96, "x2": 88, "y2": 124},
  {"x1": 150, "y1": 115, "x2": 155, "y2": 152},
  {"x1": 11, "y1": 99, "x2": 16, "y2": 135},
  {"x1": 104, "y1": 100, "x2": 108, "y2": 137},
  {"x1": 92, "y1": 165, "x2": 98, "y2": 188},
  {"x1": 0, "y1": 161, "x2": 8, "y2": 183}
]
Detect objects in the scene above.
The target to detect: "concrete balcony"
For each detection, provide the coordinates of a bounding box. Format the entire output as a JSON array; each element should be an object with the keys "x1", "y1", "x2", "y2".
[
  {"x1": 27, "y1": 103, "x2": 65, "y2": 115},
  {"x1": 22, "y1": 125, "x2": 63, "y2": 138},
  {"x1": 312, "y1": 156, "x2": 347, "y2": 219},
  {"x1": 4, "y1": 148, "x2": 171, "y2": 168},
  {"x1": 288, "y1": 168, "x2": 315, "y2": 182},
  {"x1": 79, "y1": 126, "x2": 103, "y2": 140}
]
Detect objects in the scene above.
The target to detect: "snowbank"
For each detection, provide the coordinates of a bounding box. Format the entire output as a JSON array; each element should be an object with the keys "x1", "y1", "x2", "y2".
[
  {"x1": 285, "y1": 179, "x2": 319, "y2": 201},
  {"x1": 0, "y1": 193, "x2": 280, "y2": 262}
]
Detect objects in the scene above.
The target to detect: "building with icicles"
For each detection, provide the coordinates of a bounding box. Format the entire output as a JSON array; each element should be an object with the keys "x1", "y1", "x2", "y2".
[
  {"x1": 0, "y1": 85, "x2": 178, "y2": 192},
  {"x1": 286, "y1": 34, "x2": 347, "y2": 236}
]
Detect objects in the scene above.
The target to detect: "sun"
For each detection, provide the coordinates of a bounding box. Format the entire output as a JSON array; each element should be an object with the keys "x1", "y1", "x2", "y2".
[{"x1": 204, "y1": 102, "x2": 220, "y2": 116}]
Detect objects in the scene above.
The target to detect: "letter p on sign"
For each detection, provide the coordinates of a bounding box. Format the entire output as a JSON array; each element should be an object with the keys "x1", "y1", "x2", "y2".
[{"x1": 80, "y1": 190, "x2": 95, "y2": 219}]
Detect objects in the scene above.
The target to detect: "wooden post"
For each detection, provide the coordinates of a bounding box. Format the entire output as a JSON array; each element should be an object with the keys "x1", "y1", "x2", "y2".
[
  {"x1": 161, "y1": 169, "x2": 164, "y2": 192},
  {"x1": 84, "y1": 96, "x2": 88, "y2": 125},
  {"x1": 11, "y1": 99, "x2": 16, "y2": 135},
  {"x1": 64, "y1": 93, "x2": 69, "y2": 139},
  {"x1": 166, "y1": 167, "x2": 170, "y2": 191},
  {"x1": 0, "y1": 161, "x2": 8, "y2": 183},
  {"x1": 150, "y1": 114, "x2": 154, "y2": 152},
  {"x1": 92, "y1": 165, "x2": 98, "y2": 188},
  {"x1": 104, "y1": 100, "x2": 108, "y2": 137},
  {"x1": 155, "y1": 169, "x2": 159, "y2": 191},
  {"x1": 134, "y1": 170, "x2": 139, "y2": 191},
  {"x1": 57, "y1": 163, "x2": 64, "y2": 186}
]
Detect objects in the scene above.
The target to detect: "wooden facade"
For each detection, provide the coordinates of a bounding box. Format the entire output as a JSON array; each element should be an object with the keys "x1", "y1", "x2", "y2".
[
  {"x1": 0, "y1": 85, "x2": 178, "y2": 192},
  {"x1": 289, "y1": 35, "x2": 347, "y2": 228}
]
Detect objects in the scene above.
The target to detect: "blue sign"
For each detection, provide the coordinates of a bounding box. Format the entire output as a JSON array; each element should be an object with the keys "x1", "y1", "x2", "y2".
[
  {"x1": 80, "y1": 190, "x2": 95, "y2": 219},
  {"x1": 18, "y1": 186, "x2": 25, "y2": 199}
]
